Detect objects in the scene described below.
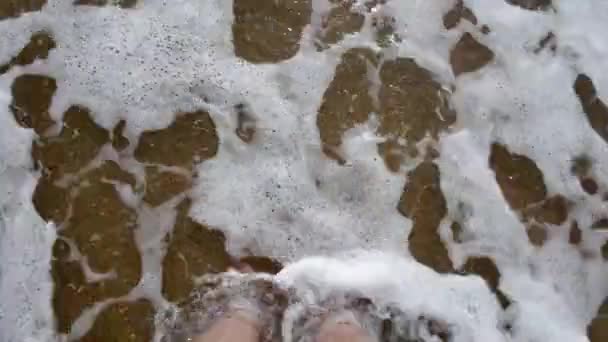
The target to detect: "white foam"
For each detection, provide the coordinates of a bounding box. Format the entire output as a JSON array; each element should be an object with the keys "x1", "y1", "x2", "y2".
[
  {"x1": 0, "y1": 87, "x2": 56, "y2": 341},
  {"x1": 439, "y1": 131, "x2": 598, "y2": 341},
  {"x1": 276, "y1": 251, "x2": 504, "y2": 342},
  {"x1": 191, "y1": 119, "x2": 410, "y2": 261},
  {"x1": 0, "y1": 0, "x2": 607, "y2": 341}
]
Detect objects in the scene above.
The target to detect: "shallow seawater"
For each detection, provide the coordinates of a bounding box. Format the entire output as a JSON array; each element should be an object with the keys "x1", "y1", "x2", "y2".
[{"x1": 0, "y1": 0, "x2": 607, "y2": 341}]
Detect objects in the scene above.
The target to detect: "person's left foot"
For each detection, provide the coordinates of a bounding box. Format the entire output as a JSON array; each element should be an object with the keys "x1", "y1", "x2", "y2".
[
  {"x1": 317, "y1": 310, "x2": 377, "y2": 342},
  {"x1": 162, "y1": 265, "x2": 288, "y2": 342}
]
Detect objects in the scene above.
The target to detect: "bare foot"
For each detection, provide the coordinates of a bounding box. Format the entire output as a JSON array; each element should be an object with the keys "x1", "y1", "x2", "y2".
[
  {"x1": 190, "y1": 262, "x2": 288, "y2": 342},
  {"x1": 191, "y1": 263, "x2": 262, "y2": 342},
  {"x1": 191, "y1": 310, "x2": 261, "y2": 342},
  {"x1": 317, "y1": 311, "x2": 376, "y2": 342}
]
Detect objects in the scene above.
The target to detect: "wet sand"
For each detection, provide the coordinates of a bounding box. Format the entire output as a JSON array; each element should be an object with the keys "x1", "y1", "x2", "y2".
[{"x1": 1, "y1": 0, "x2": 607, "y2": 340}]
